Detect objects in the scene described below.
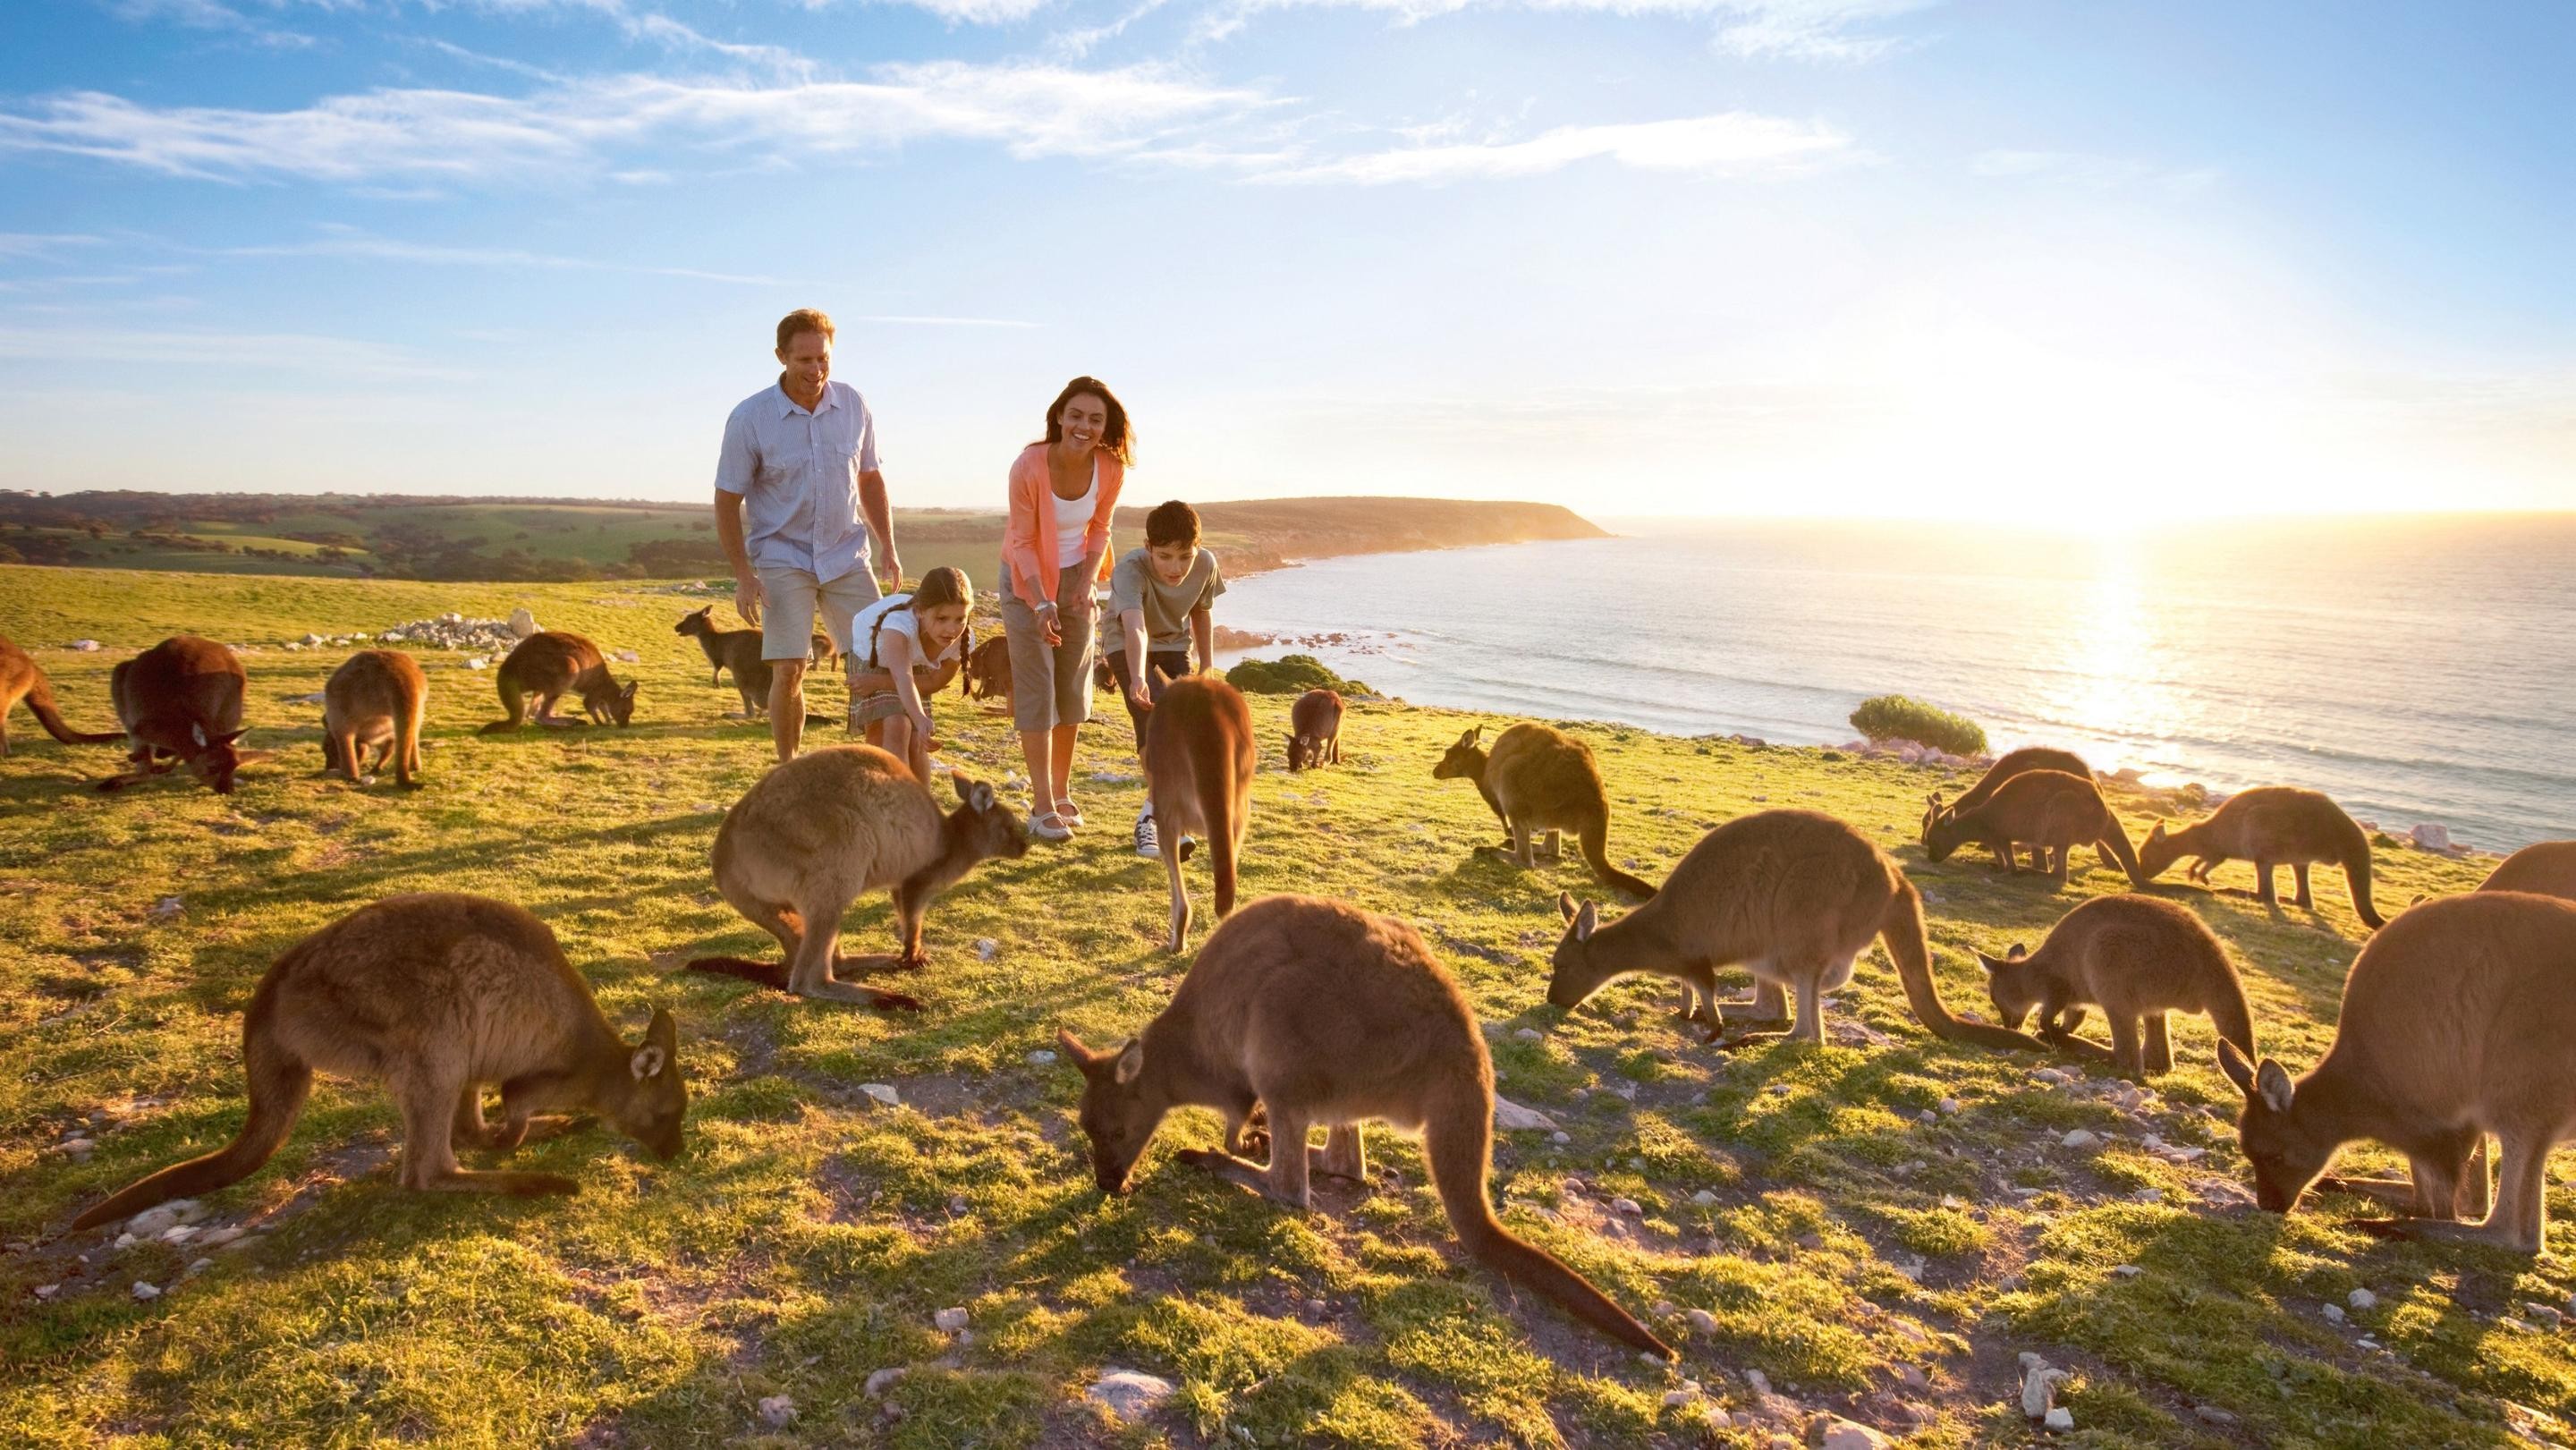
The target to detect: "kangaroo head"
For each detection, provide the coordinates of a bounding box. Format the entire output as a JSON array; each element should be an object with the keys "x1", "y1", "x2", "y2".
[
  {"x1": 676, "y1": 606, "x2": 713, "y2": 637},
  {"x1": 2137, "y1": 820, "x2": 2180, "y2": 878},
  {"x1": 1919, "y1": 792, "x2": 1952, "y2": 848},
  {"x1": 1920, "y1": 803, "x2": 1968, "y2": 863},
  {"x1": 610, "y1": 680, "x2": 640, "y2": 726},
  {"x1": 1285, "y1": 733, "x2": 1309, "y2": 773},
  {"x1": 1546, "y1": 891, "x2": 1614, "y2": 1011},
  {"x1": 612, "y1": 1007, "x2": 688, "y2": 1162},
  {"x1": 186, "y1": 721, "x2": 250, "y2": 794},
  {"x1": 2216, "y1": 1039, "x2": 2330, "y2": 1213},
  {"x1": 1431, "y1": 725, "x2": 1484, "y2": 781},
  {"x1": 949, "y1": 771, "x2": 1030, "y2": 861},
  {"x1": 1057, "y1": 1028, "x2": 1163, "y2": 1195},
  {"x1": 1974, "y1": 945, "x2": 2040, "y2": 1031}
]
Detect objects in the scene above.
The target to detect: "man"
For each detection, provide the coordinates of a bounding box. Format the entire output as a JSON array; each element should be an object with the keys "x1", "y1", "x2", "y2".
[{"x1": 715, "y1": 309, "x2": 902, "y2": 762}]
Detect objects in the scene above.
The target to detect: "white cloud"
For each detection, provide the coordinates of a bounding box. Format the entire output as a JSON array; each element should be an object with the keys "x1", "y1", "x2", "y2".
[
  {"x1": 0, "y1": 233, "x2": 109, "y2": 259},
  {"x1": 1708, "y1": 0, "x2": 1932, "y2": 62},
  {"x1": 0, "y1": 325, "x2": 467, "y2": 378},
  {"x1": 216, "y1": 232, "x2": 799, "y2": 285},
  {"x1": 1254, "y1": 112, "x2": 1852, "y2": 184}
]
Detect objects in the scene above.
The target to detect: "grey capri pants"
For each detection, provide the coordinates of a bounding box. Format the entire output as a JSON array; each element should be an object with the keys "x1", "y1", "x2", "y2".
[{"x1": 998, "y1": 561, "x2": 1097, "y2": 733}]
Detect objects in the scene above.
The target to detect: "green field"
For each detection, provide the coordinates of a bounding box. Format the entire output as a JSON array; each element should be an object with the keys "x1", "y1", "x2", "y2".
[{"x1": 1, "y1": 565, "x2": 2564, "y2": 1449}]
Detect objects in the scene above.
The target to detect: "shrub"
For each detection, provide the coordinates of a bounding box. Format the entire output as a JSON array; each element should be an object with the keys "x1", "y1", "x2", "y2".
[
  {"x1": 1848, "y1": 694, "x2": 1987, "y2": 756},
  {"x1": 1224, "y1": 653, "x2": 1372, "y2": 698}
]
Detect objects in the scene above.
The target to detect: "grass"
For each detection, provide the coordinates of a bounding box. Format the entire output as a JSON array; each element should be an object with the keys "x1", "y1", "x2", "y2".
[{"x1": 2, "y1": 563, "x2": 2567, "y2": 1449}]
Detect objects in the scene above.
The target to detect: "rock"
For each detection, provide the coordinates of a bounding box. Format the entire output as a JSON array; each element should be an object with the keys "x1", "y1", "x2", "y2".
[
  {"x1": 1550, "y1": 1132, "x2": 1570, "y2": 1143},
  {"x1": 2522, "y1": 1301, "x2": 2564, "y2": 1327},
  {"x1": 507, "y1": 608, "x2": 539, "y2": 639},
  {"x1": 1937, "y1": 1098, "x2": 1962, "y2": 1115},
  {"x1": 2033, "y1": 1068, "x2": 2076, "y2": 1087},
  {"x1": 2111, "y1": 1264, "x2": 2141, "y2": 1278},
  {"x1": 2045, "y1": 1406, "x2": 2074, "y2": 1430},
  {"x1": 2410, "y1": 823, "x2": 2453, "y2": 852},
  {"x1": 1663, "y1": 1384, "x2": 1699, "y2": 1408},
  {"x1": 866, "y1": 1367, "x2": 906, "y2": 1397},
  {"x1": 1895, "y1": 1364, "x2": 1930, "y2": 1389},
  {"x1": 860, "y1": 1083, "x2": 901, "y2": 1107},
  {"x1": 148, "y1": 897, "x2": 184, "y2": 922},
  {"x1": 1690, "y1": 1189, "x2": 1719, "y2": 1206},
  {"x1": 131, "y1": 1282, "x2": 161, "y2": 1301},
  {"x1": 1818, "y1": 1419, "x2": 1894, "y2": 1450},
  {"x1": 72, "y1": 640, "x2": 100, "y2": 651},
  {"x1": 34, "y1": 1284, "x2": 60, "y2": 1300},
  {"x1": 1687, "y1": 1308, "x2": 1719, "y2": 1335},
  {"x1": 159, "y1": 1225, "x2": 198, "y2": 1245},
  {"x1": 933, "y1": 1306, "x2": 969, "y2": 1332},
  {"x1": 1743, "y1": 1369, "x2": 1772, "y2": 1396},
  {"x1": 2021, "y1": 1363, "x2": 2069, "y2": 1418},
  {"x1": 1611, "y1": 1197, "x2": 1643, "y2": 1216},
  {"x1": 127, "y1": 1200, "x2": 203, "y2": 1237},
  {"x1": 1492, "y1": 1097, "x2": 1560, "y2": 1132},
  {"x1": 757, "y1": 1395, "x2": 795, "y2": 1428},
  {"x1": 2016, "y1": 1352, "x2": 2046, "y2": 1371},
  {"x1": 2195, "y1": 1405, "x2": 2240, "y2": 1425},
  {"x1": 55, "y1": 1138, "x2": 93, "y2": 1157},
  {"x1": 974, "y1": 938, "x2": 999, "y2": 962},
  {"x1": 1085, "y1": 1369, "x2": 1174, "y2": 1423},
  {"x1": 612, "y1": 649, "x2": 640, "y2": 664},
  {"x1": 182, "y1": 1257, "x2": 213, "y2": 1278},
  {"x1": 467, "y1": 657, "x2": 489, "y2": 670},
  {"x1": 2348, "y1": 1287, "x2": 2377, "y2": 1310},
  {"x1": 1027, "y1": 1049, "x2": 1057, "y2": 1066},
  {"x1": 2060, "y1": 1129, "x2": 2099, "y2": 1149},
  {"x1": 1513, "y1": 1027, "x2": 1544, "y2": 1043},
  {"x1": 2321, "y1": 1302, "x2": 2346, "y2": 1325}
]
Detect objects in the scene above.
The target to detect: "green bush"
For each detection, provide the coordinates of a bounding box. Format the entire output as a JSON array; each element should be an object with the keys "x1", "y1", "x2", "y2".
[
  {"x1": 1848, "y1": 694, "x2": 1987, "y2": 756},
  {"x1": 1224, "y1": 653, "x2": 1373, "y2": 698}
]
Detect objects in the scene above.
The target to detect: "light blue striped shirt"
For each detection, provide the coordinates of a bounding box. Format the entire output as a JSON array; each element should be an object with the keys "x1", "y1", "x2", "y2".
[{"x1": 715, "y1": 379, "x2": 880, "y2": 583}]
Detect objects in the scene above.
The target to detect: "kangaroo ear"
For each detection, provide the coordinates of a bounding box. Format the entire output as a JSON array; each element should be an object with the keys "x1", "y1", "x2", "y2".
[
  {"x1": 631, "y1": 1008, "x2": 678, "y2": 1079},
  {"x1": 2006, "y1": 943, "x2": 2029, "y2": 962},
  {"x1": 1556, "y1": 890, "x2": 1578, "y2": 922},
  {"x1": 216, "y1": 729, "x2": 250, "y2": 747},
  {"x1": 1055, "y1": 1027, "x2": 1096, "y2": 1071},
  {"x1": 2254, "y1": 1058, "x2": 2295, "y2": 1114},
  {"x1": 1453, "y1": 725, "x2": 1480, "y2": 748},
  {"x1": 622, "y1": 683, "x2": 640, "y2": 703},
  {"x1": 1113, "y1": 1038, "x2": 1145, "y2": 1085},
  {"x1": 2216, "y1": 1039, "x2": 2257, "y2": 1097},
  {"x1": 1974, "y1": 951, "x2": 2004, "y2": 974},
  {"x1": 191, "y1": 722, "x2": 208, "y2": 747},
  {"x1": 968, "y1": 780, "x2": 996, "y2": 813},
  {"x1": 1572, "y1": 900, "x2": 1598, "y2": 942}
]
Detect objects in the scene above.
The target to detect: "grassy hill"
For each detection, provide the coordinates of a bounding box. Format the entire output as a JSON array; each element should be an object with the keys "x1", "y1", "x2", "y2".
[{"x1": 0, "y1": 564, "x2": 2564, "y2": 1449}]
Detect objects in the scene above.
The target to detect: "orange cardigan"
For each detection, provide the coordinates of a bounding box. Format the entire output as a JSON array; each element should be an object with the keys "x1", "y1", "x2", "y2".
[{"x1": 1001, "y1": 441, "x2": 1123, "y2": 606}]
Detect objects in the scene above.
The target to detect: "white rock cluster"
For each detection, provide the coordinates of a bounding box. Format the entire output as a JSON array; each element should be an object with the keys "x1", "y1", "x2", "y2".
[{"x1": 372, "y1": 613, "x2": 526, "y2": 652}]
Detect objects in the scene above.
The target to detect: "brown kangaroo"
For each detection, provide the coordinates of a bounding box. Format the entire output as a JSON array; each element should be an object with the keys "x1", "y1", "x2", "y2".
[
  {"x1": 1550, "y1": 809, "x2": 2053, "y2": 1052},
  {"x1": 1144, "y1": 675, "x2": 1256, "y2": 953},
  {"x1": 2216, "y1": 892, "x2": 2576, "y2": 1252},
  {"x1": 1433, "y1": 724, "x2": 1655, "y2": 901},
  {"x1": 2139, "y1": 785, "x2": 2384, "y2": 929},
  {"x1": 962, "y1": 634, "x2": 1014, "y2": 702},
  {"x1": 1927, "y1": 744, "x2": 2097, "y2": 871},
  {"x1": 0, "y1": 633, "x2": 125, "y2": 757},
  {"x1": 2479, "y1": 841, "x2": 2576, "y2": 901},
  {"x1": 689, "y1": 745, "x2": 1027, "y2": 1008},
  {"x1": 70, "y1": 894, "x2": 685, "y2": 1231},
  {"x1": 320, "y1": 649, "x2": 428, "y2": 789},
  {"x1": 1975, "y1": 894, "x2": 2256, "y2": 1076},
  {"x1": 98, "y1": 635, "x2": 253, "y2": 794},
  {"x1": 1922, "y1": 769, "x2": 2148, "y2": 889},
  {"x1": 1287, "y1": 688, "x2": 1343, "y2": 772},
  {"x1": 479, "y1": 632, "x2": 636, "y2": 733},
  {"x1": 675, "y1": 606, "x2": 773, "y2": 717},
  {"x1": 1057, "y1": 894, "x2": 1674, "y2": 1358}
]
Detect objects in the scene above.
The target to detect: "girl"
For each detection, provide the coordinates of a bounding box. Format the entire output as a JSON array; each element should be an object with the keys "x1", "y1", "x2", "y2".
[
  {"x1": 846, "y1": 566, "x2": 974, "y2": 782},
  {"x1": 998, "y1": 377, "x2": 1131, "y2": 842}
]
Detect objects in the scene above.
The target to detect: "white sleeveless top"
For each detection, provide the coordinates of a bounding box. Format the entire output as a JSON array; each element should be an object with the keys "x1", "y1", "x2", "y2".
[{"x1": 1053, "y1": 460, "x2": 1097, "y2": 569}]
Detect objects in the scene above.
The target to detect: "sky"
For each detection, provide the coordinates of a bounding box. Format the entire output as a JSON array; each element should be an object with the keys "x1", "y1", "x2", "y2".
[{"x1": 1, "y1": 0, "x2": 2571, "y2": 521}]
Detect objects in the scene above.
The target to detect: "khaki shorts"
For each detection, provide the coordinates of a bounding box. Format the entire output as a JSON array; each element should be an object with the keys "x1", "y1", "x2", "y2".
[{"x1": 758, "y1": 564, "x2": 878, "y2": 662}]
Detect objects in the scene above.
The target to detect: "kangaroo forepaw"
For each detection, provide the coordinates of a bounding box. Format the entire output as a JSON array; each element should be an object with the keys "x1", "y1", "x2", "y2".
[{"x1": 868, "y1": 990, "x2": 925, "y2": 1013}]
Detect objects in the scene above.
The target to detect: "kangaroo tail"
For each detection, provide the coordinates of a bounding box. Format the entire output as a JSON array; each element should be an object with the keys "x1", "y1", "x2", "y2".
[
  {"x1": 479, "y1": 667, "x2": 522, "y2": 733},
  {"x1": 1198, "y1": 736, "x2": 1240, "y2": 920},
  {"x1": 1579, "y1": 812, "x2": 1657, "y2": 902},
  {"x1": 2097, "y1": 819, "x2": 2149, "y2": 888},
  {"x1": 684, "y1": 955, "x2": 791, "y2": 990},
  {"x1": 25, "y1": 680, "x2": 124, "y2": 744},
  {"x1": 2340, "y1": 823, "x2": 2385, "y2": 929},
  {"x1": 1880, "y1": 875, "x2": 2053, "y2": 1052},
  {"x1": 72, "y1": 1030, "x2": 309, "y2": 1231},
  {"x1": 1424, "y1": 1081, "x2": 1672, "y2": 1357}
]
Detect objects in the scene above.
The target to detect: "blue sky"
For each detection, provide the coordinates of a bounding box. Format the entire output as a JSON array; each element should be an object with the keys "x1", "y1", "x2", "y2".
[{"x1": 2, "y1": 0, "x2": 2570, "y2": 518}]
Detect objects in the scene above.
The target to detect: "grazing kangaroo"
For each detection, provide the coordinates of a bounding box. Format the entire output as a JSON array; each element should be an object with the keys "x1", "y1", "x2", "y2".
[
  {"x1": 2215, "y1": 891, "x2": 2576, "y2": 1251},
  {"x1": 1057, "y1": 894, "x2": 1674, "y2": 1358},
  {"x1": 689, "y1": 745, "x2": 1027, "y2": 1008},
  {"x1": 1286, "y1": 688, "x2": 1343, "y2": 772},
  {"x1": 1144, "y1": 676, "x2": 1257, "y2": 952},
  {"x1": 2479, "y1": 841, "x2": 2576, "y2": 901},
  {"x1": 70, "y1": 894, "x2": 685, "y2": 1230},
  {"x1": 962, "y1": 634, "x2": 1014, "y2": 702},
  {"x1": 0, "y1": 633, "x2": 124, "y2": 757},
  {"x1": 2139, "y1": 786, "x2": 2384, "y2": 929},
  {"x1": 1928, "y1": 744, "x2": 2098, "y2": 871},
  {"x1": 1975, "y1": 894, "x2": 2255, "y2": 1076},
  {"x1": 479, "y1": 632, "x2": 636, "y2": 733},
  {"x1": 1432, "y1": 724, "x2": 1656, "y2": 901},
  {"x1": 1922, "y1": 769, "x2": 2148, "y2": 889},
  {"x1": 320, "y1": 649, "x2": 428, "y2": 789},
  {"x1": 98, "y1": 635, "x2": 253, "y2": 794},
  {"x1": 675, "y1": 606, "x2": 773, "y2": 717},
  {"x1": 1550, "y1": 810, "x2": 2053, "y2": 1052}
]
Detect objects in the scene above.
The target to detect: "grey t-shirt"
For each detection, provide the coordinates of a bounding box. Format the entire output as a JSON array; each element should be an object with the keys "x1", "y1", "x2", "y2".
[{"x1": 1106, "y1": 547, "x2": 1224, "y2": 656}]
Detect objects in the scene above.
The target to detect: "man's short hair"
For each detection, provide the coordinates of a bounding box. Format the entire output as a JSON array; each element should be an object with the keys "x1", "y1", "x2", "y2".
[
  {"x1": 775, "y1": 309, "x2": 835, "y2": 353},
  {"x1": 1144, "y1": 499, "x2": 1200, "y2": 548}
]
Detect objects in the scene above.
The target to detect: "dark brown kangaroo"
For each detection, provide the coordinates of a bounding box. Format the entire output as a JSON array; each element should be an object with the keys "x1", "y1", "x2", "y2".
[
  {"x1": 1433, "y1": 723, "x2": 1655, "y2": 901},
  {"x1": 2139, "y1": 785, "x2": 2384, "y2": 929},
  {"x1": 71, "y1": 894, "x2": 685, "y2": 1231},
  {"x1": 1927, "y1": 745, "x2": 2098, "y2": 872},
  {"x1": 479, "y1": 632, "x2": 636, "y2": 733},
  {"x1": 1287, "y1": 688, "x2": 1343, "y2": 772},
  {"x1": 1145, "y1": 675, "x2": 1257, "y2": 952},
  {"x1": 1058, "y1": 894, "x2": 1674, "y2": 1358},
  {"x1": 320, "y1": 649, "x2": 428, "y2": 789},
  {"x1": 0, "y1": 632, "x2": 124, "y2": 757},
  {"x1": 1976, "y1": 894, "x2": 2256, "y2": 1076},
  {"x1": 98, "y1": 635, "x2": 252, "y2": 794},
  {"x1": 1922, "y1": 769, "x2": 2148, "y2": 889},
  {"x1": 962, "y1": 634, "x2": 1014, "y2": 702},
  {"x1": 675, "y1": 606, "x2": 774, "y2": 717}
]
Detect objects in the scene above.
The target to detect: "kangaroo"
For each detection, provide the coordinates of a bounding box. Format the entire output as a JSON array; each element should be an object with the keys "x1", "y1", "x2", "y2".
[
  {"x1": 1144, "y1": 676, "x2": 1257, "y2": 952},
  {"x1": 2479, "y1": 841, "x2": 2576, "y2": 901},
  {"x1": 962, "y1": 634, "x2": 1013, "y2": 702},
  {"x1": 97, "y1": 635, "x2": 254, "y2": 794},
  {"x1": 1922, "y1": 769, "x2": 2148, "y2": 889},
  {"x1": 2215, "y1": 892, "x2": 2576, "y2": 1252},
  {"x1": 1433, "y1": 724, "x2": 1655, "y2": 901},
  {"x1": 69, "y1": 894, "x2": 685, "y2": 1231},
  {"x1": 1551, "y1": 810, "x2": 2054, "y2": 1052},
  {"x1": 0, "y1": 632, "x2": 124, "y2": 757},
  {"x1": 1927, "y1": 744, "x2": 2097, "y2": 872},
  {"x1": 675, "y1": 606, "x2": 773, "y2": 717},
  {"x1": 688, "y1": 745, "x2": 1028, "y2": 1008},
  {"x1": 2139, "y1": 785, "x2": 2384, "y2": 929},
  {"x1": 1287, "y1": 688, "x2": 1343, "y2": 772},
  {"x1": 479, "y1": 632, "x2": 636, "y2": 733},
  {"x1": 1974, "y1": 894, "x2": 2255, "y2": 1076},
  {"x1": 1057, "y1": 894, "x2": 1674, "y2": 1358},
  {"x1": 319, "y1": 649, "x2": 428, "y2": 789}
]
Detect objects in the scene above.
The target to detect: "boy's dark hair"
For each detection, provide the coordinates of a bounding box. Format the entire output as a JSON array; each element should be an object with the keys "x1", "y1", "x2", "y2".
[{"x1": 1144, "y1": 499, "x2": 1200, "y2": 548}]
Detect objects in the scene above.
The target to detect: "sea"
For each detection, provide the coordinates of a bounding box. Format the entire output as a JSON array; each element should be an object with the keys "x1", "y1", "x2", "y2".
[{"x1": 1211, "y1": 513, "x2": 2576, "y2": 854}]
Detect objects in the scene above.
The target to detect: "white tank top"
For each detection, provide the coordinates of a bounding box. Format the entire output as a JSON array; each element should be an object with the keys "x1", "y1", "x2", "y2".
[{"x1": 1054, "y1": 460, "x2": 1097, "y2": 568}]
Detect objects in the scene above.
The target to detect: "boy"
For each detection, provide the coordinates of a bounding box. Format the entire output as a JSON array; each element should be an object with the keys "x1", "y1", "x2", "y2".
[{"x1": 1105, "y1": 499, "x2": 1225, "y2": 858}]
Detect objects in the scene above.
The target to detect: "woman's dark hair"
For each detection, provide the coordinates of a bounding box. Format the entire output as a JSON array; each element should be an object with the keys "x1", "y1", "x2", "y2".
[{"x1": 1036, "y1": 376, "x2": 1134, "y2": 465}]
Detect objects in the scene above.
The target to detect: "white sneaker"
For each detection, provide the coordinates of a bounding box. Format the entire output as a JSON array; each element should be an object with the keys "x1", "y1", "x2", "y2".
[{"x1": 1134, "y1": 812, "x2": 1161, "y2": 859}]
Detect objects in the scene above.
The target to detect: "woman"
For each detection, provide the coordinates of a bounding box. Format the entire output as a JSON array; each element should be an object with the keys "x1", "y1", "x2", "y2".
[
  {"x1": 999, "y1": 377, "x2": 1130, "y2": 842},
  {"x1": 845, "y1": 565, "x2": 973, "y2": 783}
]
